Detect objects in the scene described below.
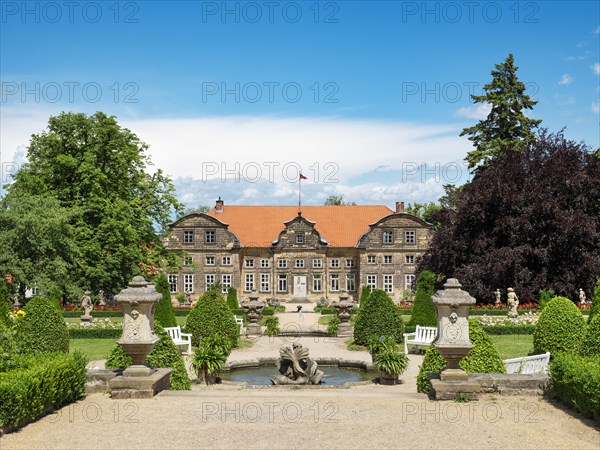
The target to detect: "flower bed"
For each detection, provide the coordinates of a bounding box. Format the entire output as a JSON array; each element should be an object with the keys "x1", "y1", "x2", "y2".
[
  {"x1": 476, "y1": 312, "x2": 539, "y2": 327},
  {"x1": 65, "y1": 318, "x2": 123, "y2": 338}
]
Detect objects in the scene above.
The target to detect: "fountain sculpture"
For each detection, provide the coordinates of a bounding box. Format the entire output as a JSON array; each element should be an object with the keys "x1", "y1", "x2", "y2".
[{"x1": 271, "y1": 343, "x2": 324, "y2": 385}]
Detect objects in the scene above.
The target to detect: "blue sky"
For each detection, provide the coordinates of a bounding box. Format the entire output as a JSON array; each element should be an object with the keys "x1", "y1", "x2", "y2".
[{"x1": 1, "y1": 1, "x2": 599, "y2": 208}]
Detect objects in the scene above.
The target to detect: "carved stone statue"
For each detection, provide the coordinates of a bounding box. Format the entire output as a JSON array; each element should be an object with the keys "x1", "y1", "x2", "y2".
[
  {"x1": 578, "y1": 288, "x2": 587, "y2": 305},
  {"x1": 271, "y1": 343, "x2": 324, "y2": 385},
  {"x1": 13, "y1": 292, "x2": 21, "y2": 309},
  {"x1": 507, "y1": 288, "x2": 519, "y2": 318},
  {"x1": 98, "y1": 289, "x2": 107, "y2": 306},
  {"x1": 494, "y1": 289, "x2": 501, "y2": 305},
  {"x1": 80, "y1": 290, "x2": 94, "y2": 322}
]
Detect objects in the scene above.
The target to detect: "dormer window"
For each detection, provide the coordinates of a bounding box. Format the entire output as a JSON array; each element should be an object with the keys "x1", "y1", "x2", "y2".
[{"x1": 296, "y1": 234, "x2": 304, "y2": 244}]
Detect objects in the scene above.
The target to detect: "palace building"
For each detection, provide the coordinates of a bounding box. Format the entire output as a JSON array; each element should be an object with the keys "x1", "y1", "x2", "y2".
[{"x1": 163, "y1": 198, "x2": 433, "y2": 303}]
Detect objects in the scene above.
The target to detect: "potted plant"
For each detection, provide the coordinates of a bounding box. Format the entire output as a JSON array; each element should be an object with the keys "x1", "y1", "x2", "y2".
[
  {"x1": 367, "y1": 336, "x2": 400, "y2": 363},
  {"x1": 192, "y1": 345, "x2": 226, "y2": 385},
  {"x1": 264, "y1": 316, "x2": 280, "y2": 336},
  {"x1": 375, "y1": 347, "x2": 409, "y2": 385}
]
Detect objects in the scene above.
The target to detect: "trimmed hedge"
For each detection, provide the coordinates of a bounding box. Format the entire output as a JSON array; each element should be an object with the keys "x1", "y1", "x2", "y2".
[
  {"x1": 409, "y1": 270, "x2": 437, "y2": 327},
  {"x1": 417, "y1": 321, "x2": 505, "y2": 393},
  {"x1": 105, "y1": 324, "x2": 191, "y2": 390},
  {"x1": 590, "y1": 277, "x2": 600, "y2": 322},
  {"x1": 68, "y1": 328, "x2": 122, "y2": 339},
  {"x1": 481, "y1": 325, "x2": 534, "y2": 335},
  {"x1": 580, "y1": 315, "x2": 600, "y2": 357},
  {"x1": 0, "y1": 298, "x2": 10, "y2": 328},
  {"x1": 353, "y1": 289, "x2": 404, "y2": 346},
  {"x1": 61, "y1": 309, "x2": 191, "y2": 317},
  {"x1": 184, "y1": 289, "x2": 239, "y2": 348},
  {"x1": 533, "y1": 296, "x2": 586, "y2": 355},
  {"x1": 550, "y1": 353, "x2": 600, "y2": 424},
  {"x1": 0, "y1": 352, "x2": 87, "y2": 430},
  {"x1": 15, "y1": 297, "x2": 69, "y2": 354},
  {"x1": 154, "y1": 274, "x2": 177, "y2": 328}
]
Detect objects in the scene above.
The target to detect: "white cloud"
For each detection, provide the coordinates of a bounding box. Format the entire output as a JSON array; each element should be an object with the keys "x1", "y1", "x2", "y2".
[
  {"x1": 593, "y1": 63, "x2": 600, "y2": 75},
  {"x1": 555, "y1": 94, "x2": 575, "y2": 106},
  {"x1": 592, "y1": 102, "x2": 600, "y2": 114},
  {"x1": 454, "y1": 104, "x2": 491, "y2": 120},
  {"x1": 558, "y1": 74, "x2": 574, "y2": 85}
]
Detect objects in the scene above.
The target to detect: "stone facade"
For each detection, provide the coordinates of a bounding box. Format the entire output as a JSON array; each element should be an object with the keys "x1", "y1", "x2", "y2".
[{"x1": 163, "y1": 201, "x2": 432, "y2": 303}]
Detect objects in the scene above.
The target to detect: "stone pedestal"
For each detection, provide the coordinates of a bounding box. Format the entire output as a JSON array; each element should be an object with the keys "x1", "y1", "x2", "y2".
[
  {"x1": 109, "y1": 368, "x2": 172, "y2": 399},
  {"x1": 242, "y1": 294, "x2": 266, "y2": 336},
  {"x1": 332, "y1": 292, "x2": 354, "y2": 337},
  {"x1": 430, "y1": 375, "x2": 481, "y2": 401},
  {"x1": 80, "y1": 314, "x2": 92, "y2": 324}
]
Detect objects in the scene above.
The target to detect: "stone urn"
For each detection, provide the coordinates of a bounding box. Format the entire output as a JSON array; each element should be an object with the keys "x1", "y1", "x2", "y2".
[
  {"x1": 241, "y1": 293, "x2": 266, "y2": 336},
  {"x1": 115, "y1": 276, "x2": 161, "y2": 377},
  {"x1": 430, "y1": 278, "x2": 480, "y2": 400},
  {"x1": 267, "y1": 297, "x2": 280, "y2": 308},
  {"x1": 331, "y1": 291, "x2": 353, "y2": 336}
]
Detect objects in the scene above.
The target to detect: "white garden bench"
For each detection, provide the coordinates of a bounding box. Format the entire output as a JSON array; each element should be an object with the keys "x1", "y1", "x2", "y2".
[
  {"x1": 164, "y1": 326, "x2": 192, "y2": 355},
  {"x1": 403, "y1": 326, "x2": 437, "y2": 354},
  {"x1": 234, "y1": 315, "x2": 244, "y2": 329},
  {"x1": 503, "y1": 352, "x2": 550, "y2": 374}
]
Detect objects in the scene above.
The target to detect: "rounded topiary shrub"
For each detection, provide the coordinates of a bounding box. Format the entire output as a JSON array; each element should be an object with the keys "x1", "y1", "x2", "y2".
[
  {"x1": 408, "y1": 270, "x2": 437, "y2": 327},
  {"x1": 533, "y1": 296, "x2": 586, "y2": 355},
  {"x1": 353, "y1": 289, "x2": 404, "y2": 346},
  {"x1": 359, "y1": 285, "x2": 371, "y2": 307},
  {"x1": 226, "y1": 287, "x2": 238, "y2": 310},
  {"x1": 184, "y1": 288, "x2": 239, "y2": 348},
  {"x1": 0, "y1": 297, "x2": 11, "y2": 329},
  {"x1": 14, "y1": 297, "x2": 69, "y2": 354},
  {"x1": 154, "y1": 274, "x2": 177, "y2": 328},
  {"x1": 580, "y1": 315, "x2": 600, "y2": 358},
  {"x1": 105, "y1": 324, "x2": 191, "y2": 390},
  {"x1": 417, "y1": 321, "x2": 505, "y2": 393},
  {"x1": 589, "y1": 278, "x2": 600, "y2": 322}
]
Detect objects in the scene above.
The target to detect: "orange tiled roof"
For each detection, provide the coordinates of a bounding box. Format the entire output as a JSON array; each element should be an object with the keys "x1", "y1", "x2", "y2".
[{"x1": 207, "y1": 205, "x2": 394, "y2": 247}]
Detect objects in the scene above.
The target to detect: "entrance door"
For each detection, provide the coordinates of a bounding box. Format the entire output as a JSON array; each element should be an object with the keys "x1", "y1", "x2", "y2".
[{"x1": 293, "y1": 276, "x2": 307, "y2": 299}]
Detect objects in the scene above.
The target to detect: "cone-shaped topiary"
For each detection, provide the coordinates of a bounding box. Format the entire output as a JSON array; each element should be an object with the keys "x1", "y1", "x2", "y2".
[
  {"x1": 14, "y1": 297, "x2": 69, "y2": 354},
  {"x1": 589, "y1": 278, "x2": 600, "y2": 322},
  {"x1": 184, "y1": 288, "x2": 240, "y2": 348},
  {"x1": 533, "y1": 296, "x2": 586, "y2": 355},
  {"x1": 417, "y1": 321, "x2": 505, "y2": 393},
  {"x1": 353, "y1": 289, "x2": 404, "y2": 346},
  {"x1": 154, "y1": 273, "x2": 177, "y2": 328},
  {"x1": 359, "y1": 285, "x2": 371, "y2": 307},
  {"x1": 226, "y1": 287, "x2": 238, "y2": 310},
  {"x1": 580, "y1": 315, "x2": 600, "y2": 358},
  {"x1": 408, "y1": 270, "x2": 437, "y2": 327},
  {"x1": 105, "y1": 324, "x2": 191, "y2": 390}
]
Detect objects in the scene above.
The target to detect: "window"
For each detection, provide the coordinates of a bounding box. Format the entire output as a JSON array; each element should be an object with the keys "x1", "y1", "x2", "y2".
[
  {"x1": 183, "y1": 274, "x2": 194, "y2": 293},
  {"x1": 366, "y1": 275, "x2": 377, "y2": 291},
  {"x1": 330, "y1": 258, "x2": 340, "y2": 268},
  {"x1": 313, "y1": 274, "x2": 322, "y2": 292},
  {"x1": 346, "y1": 274, "x2": 355, "y2": 292},
  {"x1": 405, "y1": 274, "x2": 415, "y2": 291},
  {"x1": 205, "y1": 256, "x2": 215, "y2": 266},
  {"x1": 330, "y1": 274, "x2": 340, "y2": 291},
  {"x1": 260, "y1": 259, "x2": 269, "y2": 268},
  {"x1": 221, "y1": 274, "x2": 232, "y2": 293},
  {"x1": 346, "y1": 259, "x2": 355, "y2": 268},
  {"x1": 312, "y1": 259, "x2": 322, "y2": 268},
  {"x1": 205, "y1": 230, "x2": 215, "y2": 243},
  {"x1": 245, "y1": 274, "x2": 254, "y2": 291},
  {"x1": 295, "y1": 259, "x2": 305, "y2": 268},
  {"x1": 383, "y1": 230, "x2": 393, "y2": 244},
  {"x1": 245, "y1": 259, "x2": 255, "y2": 268},
  {"x1": 383, "y1": 275, "x2": 393, "y2": 293},
  {"x1": 222, "y1": 256, "x2": 232, "y2": 265},
  {"x1": 383, "y1": 255, "x2": 393, "y2": 265},
  {"x1": 405, "y1": 255, "x2": 415, "y2": 264},
  {"x1": 205, "y1": 274, "x2": 215, "y2": 289},
  {"x1": 296, "y1": 234, "x2": 304, "y2": 244},
  {"x1": 168, "y1": 274, "x2": 178, "y2": 293},
  {"x1": 183, "y1": 230, "x2": 194, "y2": 244},
  {"x1": 260, "y1": 274, "x2": 270, "y2": 292},
  {"x1": 367, "y1": 255, "x2": 376, "y2": 264},
  {"x1": 278, "y1": 274, "x2": 288, "y2": 292},
  {"x1": 404, "y1": 230, "x2": 416, "y2": 244},
  {"x1": 278, "y1": 259, "x2": 288, "y2": 269},
  {"x1": 184, "y1": 256, "x2": 193, "y2": 266}
]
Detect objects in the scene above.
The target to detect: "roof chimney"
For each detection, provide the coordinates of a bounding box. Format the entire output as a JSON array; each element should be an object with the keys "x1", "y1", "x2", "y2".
[
  {"x1": 396, "y1": 201, "x2": 405, "y2": 213},
  {"x1": 215, "y1": 197, "x2": 224, "y2": 212}
]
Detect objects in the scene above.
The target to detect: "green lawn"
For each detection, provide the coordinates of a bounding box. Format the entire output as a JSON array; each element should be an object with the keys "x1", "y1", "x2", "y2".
[
  {"x1": 489, "y1": 335, "x2": 534, "y2": 360},
  {"x1": 70, "y1": 339, "x2": 116, "y2": 361}
]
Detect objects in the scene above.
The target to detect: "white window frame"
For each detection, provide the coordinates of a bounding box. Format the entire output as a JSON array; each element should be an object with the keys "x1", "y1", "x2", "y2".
[
  {"x1": 383, "y1": 230, "x2": 393, "y2": 244},
  {"x1": 245, "y1": 273, "x2": 254, "y2": 292},
  {"x1": 260, "y1": 259, "x2": 269, "y2": 268},
  {"x1": 183, "y1": 230, "x2": 194, "y2": 244},
  {"x1": 222, "y1": 256, "x2": 232, "y2": 265},
  {"x1": 205, "y1": 274, "x2": 216, "y2": 289},
  {"x1": 245, "y1": 259, "x2": 255, "y2": 268},
  {"x1": 205, "y1": 230, "x2": 215, "y2": 243},
  {"x1": 312, "y1": 259, "x2": 322, "y2": 268},
  {"x1": 168, "y1": 274, "x2": 178, "y2": 293},
  {"x1": 205, "y1": 256, "x2": 215, "y2": 266},
  {"x1": 278, "y1": 274, "x2": 288, "y2": 292},
  {"x1": 295, "y1": 259, "x2": 305, "y2": 268},
  {"x1": 330, "y1": 274, "x2": 340, "y2": 292},
  {"x1": 260, "y1": 273, "x2": 270, "y2": 292},
  {"x1": 366, "y1": 275, "x2": 377, "y2": 292},
  {"x1": 367, "y1": 255, "x2": 376, "y2": 264},
  {"x1": 405, "y1": 274, "x2": 415, "y2": 291},
  {"x1": 405, "y1": 255, "x2": 415, "y2": 264},
  {"x1": 383, "y1": 255, "x2": 393, "y2": 265},
  {"x1": 404, "y1": 230, "x2": 416, "y2": 244},
  {"x1": 346, "y1": 259, "x2": 355, "y2": 268},
  {"x1": 221, "y1": 274, "x2": 232, "y2": 293},
  {"x1": 383, "y1": 275, "x2": 393, "y2": 293},
  {"x1": 330, "y1": 258, "x2": 340, "y2": 268},
  {"x1": 296, "y1": 234, "x2": 304, "y2": 244},
  {"x1": 183, "y1": 274, "x2": 194, "y2": 293},
  {"x1": 278, "y1": 259, "x2": 288, "y2": 269},
  {"x1": 346, "y1": 273, "x2": 355, "y2": 292},
  {"x1": 313, "y1": 274, "x2": 322, "y2": 292}
]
